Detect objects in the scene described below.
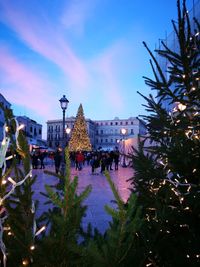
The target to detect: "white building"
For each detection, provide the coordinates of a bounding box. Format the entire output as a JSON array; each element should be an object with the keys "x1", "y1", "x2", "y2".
[
  {"x1": 0, "y1": 94, "x2": 11, "y2": 141},
  {"x1": 47, "y1": 117, "x2": 96, "y2": 149},
  {"x1": 158, "y1": 0, "x2": 200, "y2": 111},
  {"x1": 47, "y1": 116, "x2": 146, "y2": 151},
  {"x1": 94, "y1": 117, "x2": 146, "y2": 150},
  {"x1": 16, "y1": 116, "x2": 44, "y2": 149}
]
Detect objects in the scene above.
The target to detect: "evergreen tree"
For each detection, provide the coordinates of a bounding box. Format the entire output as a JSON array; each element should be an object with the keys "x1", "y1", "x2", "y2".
[
  {"x1": 129, "y1": 0, "x2": 200, "y2": 266},
  {"x1": 0, "y1": 107, "x2": 38, "y2": 267},
  {"x1": 68, "y1": 104, "x2": 92, "y2": 152},
  {"x1": 84, "y1": 171, "x2": 143, "y2": 267},
  {"x1": 34, "y1": 148, "x2": 92, "y2": 267}
]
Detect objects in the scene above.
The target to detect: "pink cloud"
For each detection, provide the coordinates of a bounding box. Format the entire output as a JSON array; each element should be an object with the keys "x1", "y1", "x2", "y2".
[
  {"x1": 0, "y1": 0, "x2": 89, "y2": 89},
  {"x1": 61, "y1": 0, "x2": 97, "y2": 36},
  {"x1": 0, "y1": 46, "x2": 56, "y2": 119}
]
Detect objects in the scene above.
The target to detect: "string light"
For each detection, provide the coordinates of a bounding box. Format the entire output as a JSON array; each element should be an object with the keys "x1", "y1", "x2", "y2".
[
  {"x1": 35, "y1": 226, "x2": 46, "y2": 236},
  {"x1": 22, "y1": 259, "x2": 29, "y2": 266},
  {"x1": 30, "y1": 245, "x2": 35, "y2": 251},
  {"x1": 0, "y1": 118, "x2": 33, "y2": 267}
]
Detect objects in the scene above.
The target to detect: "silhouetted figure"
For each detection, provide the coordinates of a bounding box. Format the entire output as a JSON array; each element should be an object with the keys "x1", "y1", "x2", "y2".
[
  {"x1": 39, "y1": 152, "x2": 45, "y2": 169},
  {"x1": 54, "y1": 149, "x2": 62, "y2": 174}
]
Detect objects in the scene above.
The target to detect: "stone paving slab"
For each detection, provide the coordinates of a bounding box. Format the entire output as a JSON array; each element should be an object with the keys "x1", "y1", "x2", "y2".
[{"x1": 32, "y1": 164, "x2": 133, "y2": 233}]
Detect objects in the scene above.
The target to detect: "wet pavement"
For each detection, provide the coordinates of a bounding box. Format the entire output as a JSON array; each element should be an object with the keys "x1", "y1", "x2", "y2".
[{"x1": 32, "y1": 163, "x2": 133, "y2": 233}]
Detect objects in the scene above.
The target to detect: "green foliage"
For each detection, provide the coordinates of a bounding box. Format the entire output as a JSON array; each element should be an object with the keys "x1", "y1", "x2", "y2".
[
  {"x1": 0, "y1": 108, "x2": 37, "y2": 267},
  {"x1": 129, "y1": 0, "x2": 200, "y2": 266},
  {"x1": 34, "y1": 147, "x2": 92, "y2": 267},
  {"x1": 84, "y1": 171, "x2": 143, "y2": 267}
]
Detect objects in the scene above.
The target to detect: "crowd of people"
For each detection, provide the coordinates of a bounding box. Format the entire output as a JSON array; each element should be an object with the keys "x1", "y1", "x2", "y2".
[
  {"x1": 70, "y1": 148, "x2": 120, "y2": 175},
  {"x1": 29, "y1": 147, "x2": 122, "y2": 175}
]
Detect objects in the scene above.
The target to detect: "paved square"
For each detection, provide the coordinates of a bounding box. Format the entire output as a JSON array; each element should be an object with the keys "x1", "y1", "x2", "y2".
[{"x1": 32, "y1": 163, "x2": 133, "y2": 233}]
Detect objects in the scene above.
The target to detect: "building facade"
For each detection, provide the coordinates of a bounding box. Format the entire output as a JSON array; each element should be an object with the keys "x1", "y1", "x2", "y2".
[
  {"x1": 0, "y1": 94, "x2": 11, "y2": 141},
  {"x1": 47, "y1": 116, "x2": 146, "y2": 151},
  {"x1": 157, "y1": 0, "x2": 200, "y2": 111},
  {"x1": 16, "y1": 116, "x2": 44, "y2": 148},
  {"x1": 47, "y1": 117, "x2": 96, "y2": 149}
]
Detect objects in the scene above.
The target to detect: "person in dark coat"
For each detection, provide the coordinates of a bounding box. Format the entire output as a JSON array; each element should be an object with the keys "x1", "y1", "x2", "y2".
[
  {"x1": 114, "y1": 148, "x2": 120, "y2": 170},
  {"x1": 54, "y1": 149, "x2": 62, "y2": 174},
  {"x1": 32, "y1": 152, "x2": 38, "y2": 169},
  {"x1": 39, "y1": 152, "x2": 45, "y2": 169}
]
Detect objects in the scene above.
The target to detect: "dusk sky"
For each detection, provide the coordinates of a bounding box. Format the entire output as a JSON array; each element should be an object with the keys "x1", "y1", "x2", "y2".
[{"x1": 0, "y1": 0, "x2": 194, "y2": 138}]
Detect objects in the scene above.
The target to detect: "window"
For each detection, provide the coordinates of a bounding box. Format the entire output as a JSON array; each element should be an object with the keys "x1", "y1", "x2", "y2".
[
  {"x1": 30, "y1": 126, "x2": 33, "y2": 132},
  {"x1": 39, "y1": 129, "x2": 41, "y2": 135},
  {"x1": 110, "y1": 129, "x2": 113, "y2": 134},
  {"x1": 115, "y1": 122, "x2": 118, "y2": 125},
  {"x1": 111, "y1": 139, "x2": 113, "y2": 143},
  {"x1": 131, "y1": 129, "x2": 134, "y2": 134},
  {"x1": 105, "y1": 139, "x2": 108, "y2": 143},
  {"x1": 115, "y1": 129, "x2": 118, "y2": 134},
  {"x1": 105, "y1": 122, "x2": 108, "y2": 125},
  {"x1": 101, "y1": 139, "x2": 103, "y2": 143},
  {"x1": 34, "y1": 128, "x2": 37, "y2": 136},
  {"x1": 96, "y1": 139, "x2": 98, "y2": 143},
  {"x1": 126, "y1": 121, "x2": 128, "y2": 125},
  {"x1": 131, "y1": 121, "x2": 134, "y2": 125},
  {"x1": 96, "y1": 130, "x2": 98, "y2": 134},
  {"x1": 101, "y1": 130, "x2": 103, "y2": 134},
  {"x1": 120, "y1": 121, "x2": 123, "y2": 125},
  {"x1": 110, "y1": 122, "x2": 113, "y2": 125}
]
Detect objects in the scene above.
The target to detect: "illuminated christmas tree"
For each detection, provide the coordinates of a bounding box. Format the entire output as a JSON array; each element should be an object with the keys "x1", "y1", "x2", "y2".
[
  {"x1": 128, "y1": 1, "x2": 200, "y2": 266},
  {"x1": 68, "y1": 104, "x2": 92, "y2": 152}
]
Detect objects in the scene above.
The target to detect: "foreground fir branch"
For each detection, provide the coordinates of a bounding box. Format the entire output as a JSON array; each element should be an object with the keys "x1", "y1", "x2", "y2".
[
  {"x1": 34, "y1": 148, "x2": 92, "y2": 267},
  {"x1": 84, "y1": 171, "x2": 143, "y2": 267},
  {"x1": 0, "y1": 107, "x2": 37, "y2": 267},
  {"x1": 129, "y1": 0, "x2": 200, "y2": 266}
]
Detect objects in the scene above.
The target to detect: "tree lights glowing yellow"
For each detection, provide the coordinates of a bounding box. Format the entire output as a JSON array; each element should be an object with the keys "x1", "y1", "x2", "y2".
[{"x1": 68, "y1": 104, "x2": 92, "y2": 152}]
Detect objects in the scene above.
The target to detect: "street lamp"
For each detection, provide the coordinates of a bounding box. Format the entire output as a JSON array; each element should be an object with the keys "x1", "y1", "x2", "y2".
[
  {"x1": 121, "y1": 128, "x2": 127, "y2": 168},
  {"x1": 65, "y1": 127, "x2": 71, "y2": 146},
  {"x1": 59, "y1": 95, "x2": 69, "y2": 175}
]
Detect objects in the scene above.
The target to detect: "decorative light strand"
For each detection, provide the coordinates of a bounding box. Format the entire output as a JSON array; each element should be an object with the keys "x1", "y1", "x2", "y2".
[{"x1": 0, "y1": 119, "x2": 31, "y2": 267}]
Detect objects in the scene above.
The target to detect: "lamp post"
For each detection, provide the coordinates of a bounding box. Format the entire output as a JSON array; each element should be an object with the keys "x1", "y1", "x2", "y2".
[
  {"x1": 121, "y1": 128, "x2": 127, "y2": 168},
  {"x1": 59, "y1": 95, "x2": 69, "y2": 175},
  {"x1": 65, "y1": 127, "x2": 71, "y2": 146}
]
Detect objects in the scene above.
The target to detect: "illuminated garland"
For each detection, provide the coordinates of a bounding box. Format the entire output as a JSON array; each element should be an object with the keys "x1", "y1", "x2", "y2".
[{"x1": 0, "y1": 118, "x2": 45, "y2": 267}]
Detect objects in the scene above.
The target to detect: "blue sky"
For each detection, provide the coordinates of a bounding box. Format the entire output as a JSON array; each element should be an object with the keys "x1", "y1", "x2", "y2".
[{"x1": 0, "y1": 0, "x2": 195, "y2": 138}]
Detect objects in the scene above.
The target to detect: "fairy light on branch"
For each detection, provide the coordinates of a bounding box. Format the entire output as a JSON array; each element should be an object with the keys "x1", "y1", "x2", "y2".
[{"x1": 0, "y1": 118, "x2": 31, "y2": 267}]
